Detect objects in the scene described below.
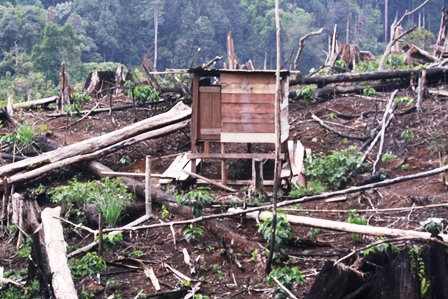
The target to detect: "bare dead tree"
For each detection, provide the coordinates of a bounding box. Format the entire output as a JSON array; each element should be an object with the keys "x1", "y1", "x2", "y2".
[
  {"x1": 294, "y1": 28, "x2": 324, "y2": 70},
  {"x1": 378, "y1": 0, "x2": 429, "y2": 71}
]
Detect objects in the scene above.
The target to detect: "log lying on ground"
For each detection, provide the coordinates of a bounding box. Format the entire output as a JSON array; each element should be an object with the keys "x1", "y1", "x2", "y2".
[
  {"x1": 314, "y1": 81, "x2": 408, "y2": 98},
  {"x1": 0, "y1": 101, "x2": 191, "y2": 185},
  {"x1": 304, "y1": 241, "x2": 448, "y2": 299},
  {"x1": 234, "y1": 209, "x2": 448, "y2": 241},
  {"x1": 13, "y1": 96, "x2": 59, "y2": 109},
  {"x1": 83, "y1": 161, "x2": 258, "y2": 254},
  {"x1": 291, "y1": 67, "x2": 448, "y2": 88},
  {"x1": 6, "y1": 119, "x2": 190, "y2": 187},
  {"x1": 32, "y1": 207, "x2": 77, "y2": 299}
]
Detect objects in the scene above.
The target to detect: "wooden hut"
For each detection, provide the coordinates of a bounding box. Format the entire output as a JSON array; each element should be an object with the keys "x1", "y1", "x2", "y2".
[{"x1": 188, "y1": 68, "x2": 290, "y2": 186}]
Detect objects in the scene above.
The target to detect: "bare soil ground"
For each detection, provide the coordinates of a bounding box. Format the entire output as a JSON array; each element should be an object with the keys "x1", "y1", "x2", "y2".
[{"x1": 1, "y1": 90, "x2": 448, "y2": 298}]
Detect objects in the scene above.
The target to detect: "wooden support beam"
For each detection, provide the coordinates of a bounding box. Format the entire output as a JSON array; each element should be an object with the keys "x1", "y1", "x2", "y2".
[
  {"x1": 187, "y1": 153, "x2": 285, "y2": 160},
  {"x1": 182, "y1": 169, "x2": 236, "y2": 192},
  {"x1": 221, "y1": 143, "x2": 227, "y2": 186}
]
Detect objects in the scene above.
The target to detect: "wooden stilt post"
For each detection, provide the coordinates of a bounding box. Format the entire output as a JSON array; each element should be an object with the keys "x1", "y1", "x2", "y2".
[
  {"x1": 145, "y1": 156, "x2": 152, "y2": 216},
  {"x1": 221, "y1": 143, "x2": 227, "y2": 185},
  {"x1": 252, "y1": 158, "x2": 263, "y2": 194},
  {"x1": 98, "y1": 212, "x2": 103, "y2": 257}
]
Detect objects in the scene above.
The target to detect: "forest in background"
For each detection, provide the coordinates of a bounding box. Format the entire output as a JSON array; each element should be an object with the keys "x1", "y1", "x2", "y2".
[{"x1": 0, "y1": 0, "x2": 444, "y2": 102}]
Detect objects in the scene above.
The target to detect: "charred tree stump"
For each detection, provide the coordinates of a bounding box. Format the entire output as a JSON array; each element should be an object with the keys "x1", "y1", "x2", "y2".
[{"x1": 304, "y1": 242, "x2": 448, "y2": 299}]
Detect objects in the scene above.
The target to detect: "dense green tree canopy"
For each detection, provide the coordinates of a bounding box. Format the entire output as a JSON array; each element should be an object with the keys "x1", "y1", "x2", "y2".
[{"x1": 0, "y1": 0, "x2": 443, "y2": 101}]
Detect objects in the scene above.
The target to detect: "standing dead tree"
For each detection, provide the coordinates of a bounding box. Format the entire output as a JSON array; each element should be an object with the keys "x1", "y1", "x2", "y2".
[
  {"x1": 294, "y1": 28, "x2": 324, "y2": 70},
  {"x1": 378, "y1": 0, "x2": 429, "y2": 71}
]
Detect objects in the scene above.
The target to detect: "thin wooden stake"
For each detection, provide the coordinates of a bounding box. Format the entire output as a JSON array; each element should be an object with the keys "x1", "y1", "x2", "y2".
[
  {"x1": 98, "y1": 212, "x2": 103, "y2": 257},
  {"x1": 145, "y1": 156, "x2": 152, "y2": 216},
  {"x1": 266, "y1": 0, "x2": 281, "y2": 275}
]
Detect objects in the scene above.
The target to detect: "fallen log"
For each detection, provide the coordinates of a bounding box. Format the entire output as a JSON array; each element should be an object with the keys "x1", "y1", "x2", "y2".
[
  {"x1": 291, "y1": 67, "x2": 448, "y2": 88},
  {"x1": 13, "y1": 96, "x2": 59, "y2": 109},
  {"x1": 0, "y1": 101, "x2": 191, "y2": 184},
  {"x1": 83, "y1": 161, "x2": 258, "y2": 254},
  {"x1": 314, "y1": 81, "x2": 408, "y2": 97},
  {"x1": 6, "y1": 119, "x2": 190, "y2": 187},
  {"x1": 32, "y1": 207, "x2": 77, "y2": 299},
  {"x1": 234, "y1": 209, "x2": 447, "y2": 241}
]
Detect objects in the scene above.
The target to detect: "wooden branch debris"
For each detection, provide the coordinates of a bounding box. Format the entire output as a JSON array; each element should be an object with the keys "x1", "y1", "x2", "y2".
[
  {"x1": 182, "y1": 169, "x2": 236, "y2": 192},
  {"x1": 0, "y1": 101, "x2": 191, "y2": 186},
  {"x1": 294, "y1": 28, "x2": 324, "y2": 70},
  {"x1": 311, "y1": 114, "x2": 368, "y2": 141}
]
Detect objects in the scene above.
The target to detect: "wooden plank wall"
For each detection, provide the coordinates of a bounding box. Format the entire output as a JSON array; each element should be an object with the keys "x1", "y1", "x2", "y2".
[{"x1": 221, "y1": 73, "x2": 276, "y2": 136}]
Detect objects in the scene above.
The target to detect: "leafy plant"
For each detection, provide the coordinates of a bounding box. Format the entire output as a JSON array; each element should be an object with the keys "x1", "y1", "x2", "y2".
[
  {"x1": 289, "y1": 179, "x2": 327, "y2": 197},
  {"x1": 250, "y1": 249, "x2": 259, "y2": 262},
  {"x1": 96, "y1": 233, "x2": 123, "y2": 253},
  {"x1": 428, "y1": 129, "x2": 446, "y2": 155},
  {"x1": 183, "y1": 224, "x2": 203, "y2": 244},
  {"x1": 70, "y1": 252, "x2": 107, "y2": 280},
  {"x1": 258, "y1": 211, "x2": 292, "y2": 251},
  {"x1": 63, "y1": 102, "x2": 81, "y2": 118},
  {"x1": 393, "y1": 97, "x2": 414, "y2": 105},
  {"x1": 381, "y1": 152, "x2": 396, "y2": 163},
  {"x1": 50, "y1": 178, "x2": 132, "y2": 227},
  {"x1": 267, "y1": 266, "x2": 304, "y2": 298},
  {"x1": 132, "y1": 85, "x2": 159, "y2": 105},
  {"x1": 119, "y1": 155, "x2": 131, "y2": 165},
  {"x1": 0, "y1": 276, "x2": 39, "y2": 299},
  {"x1": 128, "y1": 250, "x2": 144, "y2": 258},
  {"x1": 363, "y1": 87, "x2": 376, "y2": 96},
  {"x1": 385, "y1": 54, "x2": 406, "y2": 69},
  {"x1": 326, "y1": 113, "x2": 337, "y2": 120},
  {"x1": 296, "y1": 85, "x2": 315, "y2": 103},
  {"x1": 409, "y1": 246, "x2": 430, "y2": 297},
  {"x1": 305, "y1": 146, "x2": 363, "y2": 189},
  {"x1": 347, "y1": 211, "x2": 367, "y2": 243},
  {"x1": 177, "y1": 186, "x2": 214, "y2": 217},
  {"x1": 401, "y1": 126, "x2": 415, "y2": 142},
  {"x1": 15, "y1": 237, "x2": 33, "y2": 260},
  {"x1": 1, "y1": 121, "x2": 37, "y2": 154},
  {"x1": 308, "y1": 227, "x2": 323, "y2": 241},
  {"x1": 161, "y1": 205, "x2": 170, "y2": 219}
]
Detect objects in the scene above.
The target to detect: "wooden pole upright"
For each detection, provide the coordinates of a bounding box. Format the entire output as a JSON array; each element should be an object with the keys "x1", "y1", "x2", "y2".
[{"x1": 145, "y1": 156, "x2": 152, "y2": 216}]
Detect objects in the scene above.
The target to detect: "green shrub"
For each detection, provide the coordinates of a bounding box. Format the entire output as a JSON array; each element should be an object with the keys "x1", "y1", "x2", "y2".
[
  {"x1": 268, "y1": 266, "x2": 304, "y2": 298},
  {"x1": 296, "y1": 85, "x2": 315, "y2": 102},
  {"x1": 176, "y1": 186, "x2": 215, "y2": 217},
  {"x1": 258, "y1": 211, "x2": 291, "y2": 251},
  {"x1": 289, "y1": 179, "x2": 327, "y2": 197},
  {"x1": 132, "y1": 86, "x2": 159, "y2": 105},
  {"x1": 305, "y1": 146, "x2": 363, "y2": 189},
  {"x1": 347, "y1": 211, "x2": 367, "y2": 243},
  {"x1": 50, "y1": 177, "x2": 132, "y2": 227},
  {"x1": 183, "y1": 224, "x2": 203, "y2": 244},
  {"x1": 1, "y1": 121, "x2": 38, "y2": 154},
  {"x1": 70, "y1": 252, "x2": 107, "y2": 280}
]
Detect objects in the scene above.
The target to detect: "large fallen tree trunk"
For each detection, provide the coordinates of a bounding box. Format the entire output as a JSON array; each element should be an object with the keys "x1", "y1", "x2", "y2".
[
  {"x1": 291, "y1": 67, "x2": 448, "y2": 88},
  {"x1": 314, "y1": 81, "x2": 408, "y2": 97},
  {"x1": 32, "y1": 207, "x2": 77, "y2": 299},
  {"x1": 0, "y1": 101, "x2": 191, "y2": 186},
  {"x1": 236, "y1": 209, "x2": 446, "y2": 241},
  {"x1": 6, "y1": 119, "x2": 190, "y2": 187},
  {"x1": 83, "y1": 161, "x2": 259, "y2": 254}
]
